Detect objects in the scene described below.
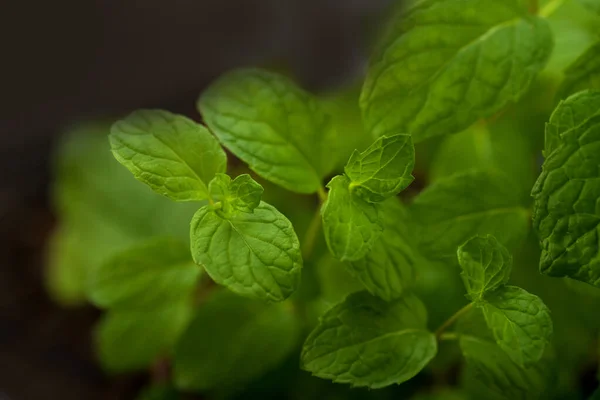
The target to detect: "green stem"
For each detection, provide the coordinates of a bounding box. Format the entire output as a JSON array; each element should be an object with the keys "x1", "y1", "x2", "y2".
[
  {"x1": 317, "y1": 186, "x2": 328, "y2": 203},
  {"x1": 439, "y1": 332, "x2": 460, "y2": 342},
  {"x1": 539, "y1": 0, "x2": 567, "y2": 17},
  {"x1": 302, "y1": 203, "x2": 324, "y2": 260},
  {"x1": 435, "y1": 303, "x2": 473, "y2": 340}
]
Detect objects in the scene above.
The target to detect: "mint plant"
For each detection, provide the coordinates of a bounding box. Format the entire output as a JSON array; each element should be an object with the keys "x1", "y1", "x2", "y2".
[{"x1": 47, "y1": 0, "x2": 600, "y2": 398}]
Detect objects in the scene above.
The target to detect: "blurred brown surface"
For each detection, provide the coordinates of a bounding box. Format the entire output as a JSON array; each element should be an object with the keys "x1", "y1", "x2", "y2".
[{"x1": 0, "y1": 1, "x2": 390, "y2": 398}]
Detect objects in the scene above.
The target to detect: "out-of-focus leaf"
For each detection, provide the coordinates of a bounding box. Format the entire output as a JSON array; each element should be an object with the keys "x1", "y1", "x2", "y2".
[
  {"x1": 49, "y1": 121, "x2": 200, "y2": 305},
  {"x1": 173, "y1": 291, "x2": 300, "y2": 392},
  {"x1": 95, "y1": 302, "x2": 192, "y2": 373}
]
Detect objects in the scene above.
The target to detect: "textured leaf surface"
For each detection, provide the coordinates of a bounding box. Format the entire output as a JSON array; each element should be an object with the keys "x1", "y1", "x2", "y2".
[
  {"x1": 360, "y1": 0, "x2": 553, "y2": 141},
  {"x1": 198, "y1": 68, "x2": 336, "y2": 193},
  {"x1": 89, "y1": 238, "x2": 200, "y2": 310},
  {"x1": 208, "y1": 173, "x2": 264, "y2": 214},
  {"x1": 190, "y1": 202, "x2": 302, "y2": 301},
  {"x1": 460, "y1": 334, "x2": 555, "y2": 400},
  {"x1": 321, "y1": 175, "x2": 383, "y2": 261},
  {"x1": 411, "y1": 170, "x2": 529, "y2": 258},
  {"x1": 348, "y1": 199, "x2": 416, "y2": 301},
  {"x1": 173, "y1": 291, "x2": 300, "y2": 391},
  {"x1": 544, "y1": 90, "x2": 600, "y2": 155},
  {"x1": 480, "y1": 286, "x2": 553, "y2": 366},
  {"x1": 532, "y1": 90, "x2": 600, "y2": 285},
  {"x1": 96, "y1": 303, "x2": 191, "y2": 373},
  {"x1": 558, "y1": 42, "x2": 600, "y2": 99},
  {"x1": 301, "y1": 291, "x2": 437, "y2": 389},
  {"x1": 458, "y1": 235, "x2": 512, "y2": 301},
  {"x1": 109, "y1": 110, "x2": 227, "y2": 201},
  {"x1": 345, "y1": 134, "x2": 414, "y2": 203}
]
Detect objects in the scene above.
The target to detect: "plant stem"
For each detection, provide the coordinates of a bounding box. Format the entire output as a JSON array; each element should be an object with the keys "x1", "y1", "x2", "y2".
[
  {"x1": 317, "y1": 186, "x2": 328, "y2": 203},
  {"x1": 301, "y1": 186, "x2": 328, "y2": 260},
  {"x1": 302, "y1": 204, "x2": 323, "y2": 260},
  {"x1": 435, "y1": 303, "x2": 473, "y2": 340},
  {"x1": 439, "y1": 332, "x2": 460, "y2": 342}
]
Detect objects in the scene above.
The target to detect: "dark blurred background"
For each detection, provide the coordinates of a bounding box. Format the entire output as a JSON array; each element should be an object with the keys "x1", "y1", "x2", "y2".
[{"x1": 0, "y1": 1, "x2": 392, "y2": 398}]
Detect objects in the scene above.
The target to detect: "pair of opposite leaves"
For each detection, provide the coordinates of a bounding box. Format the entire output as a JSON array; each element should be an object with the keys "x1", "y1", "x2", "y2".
[
  {"x1": 301, "y1": 235, "x2": 553, "y2": 393},
  {"x1": 108, "y1": 72, "x2": 415, "y2": 302}
]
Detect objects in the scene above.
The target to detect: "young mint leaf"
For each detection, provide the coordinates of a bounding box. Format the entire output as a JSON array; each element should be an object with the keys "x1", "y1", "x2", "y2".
[
  {"x1": 480, "y1": 286, "x2": 553, "y2": 366},
  {"x1": 198, "y1": 68, "x2": 336, "y2": 194},
  {"x1": 558, "y1": 42, "x2": 600, "y2": 99},
  {"x1": 301, "y1": 291, "x2": 437, "y2": 389},
  {"x1": 208, "y1": 173, "x2": 264, "y2": 214},
  {"x1": 345, "y1": 134, "x2": 415, "y2": 203},
  {"x1": 109, "y1": 109, "x2": 227, "y2": 201},
  {"x1": 460, "y1": 334, "x2": 556, "y2": 400},
  {"x1": 88, "y1": 238, "x2": 200, "y2": 310},
  {"x1": 173, "y1": 291, "x2": 300, "y2": 392},
  {"x1": 360, "y1": 0, "x2": 553, "y2": 142},
  {"x1": 95, "y1": 302, "x2": 192, "y2": 373},
  {"x1": 347, "y1": 198, "x2": 416, "y2": 301},
  {"x1": 190, "y1": 202, "x2": 302, "y2": 302},
  {"x1": 532, "y1": 90, "x2": 600, "y2": 285},
  {"x1": 544, "y1": 90, "x2": 600, "y2": 155},
  {"x1": 321, "y1": 175, "x2": 383, "y2": 261},
  {"x1": 411, "y1": 170, "x2": 529, "y2": 259},
  {"x1": 458, "y1": 235, "x2": 512, "y2": 301}
]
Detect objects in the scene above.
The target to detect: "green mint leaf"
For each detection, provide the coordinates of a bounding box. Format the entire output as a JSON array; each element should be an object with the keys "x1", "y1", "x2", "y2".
[
  {"x1": 345, "y1": 134, "x2": 415, "y2": 203},
  {"x1": 347, "y1": 198, "x2": 416, "y2": 301},
  {"x1": 198, "y1": 68, "x2": 336, "y2": 194},
  {"x1": 109, "y1": 109, "x2": 227, "y2": 201},
  {"x1": 544, "y1": 90, "x2": 600, "y2": 156},
  {"x1": 411, "y1": 170, "x2": 529, "y2": 258},
  {"x1": 558, "y1": 42, "x2": 600, "y2": 99},
  {"x1": 173, "y1": 291, "x2": 300, "y2": 391},
  {"x1": 480, "y1": 286, "x2": 553, "y2": 366},
  {"x1": 321, "y1": 175, "x2": 383, "y2": 261},
  {"x1": 460, "y1": 333, "x2": 556, "y2": 400},
  {"x1": 190, "y1": 202, "x2": 302, "y2": 302},
  {"x1": 95, "y1": 302, "x2": 192, "y2": 373},
  {"x1": 89, "y1": 238, "x2": 200, "y2": 310},
  {"x1": 360, "y1": 0, "x2": 553, "y2": 141},
  {"x1": 301, "y1": 291, "x2": 437, "y2": 389},
  {"x1": 532, "y1": 90, "x2": 600, "y2": 285},
  {"x1": 458, "y1": 235, "x2": 512, "y2": 301},
  {"x1": 208, "y1": 173, "x2": 264, "y2": 214}
]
